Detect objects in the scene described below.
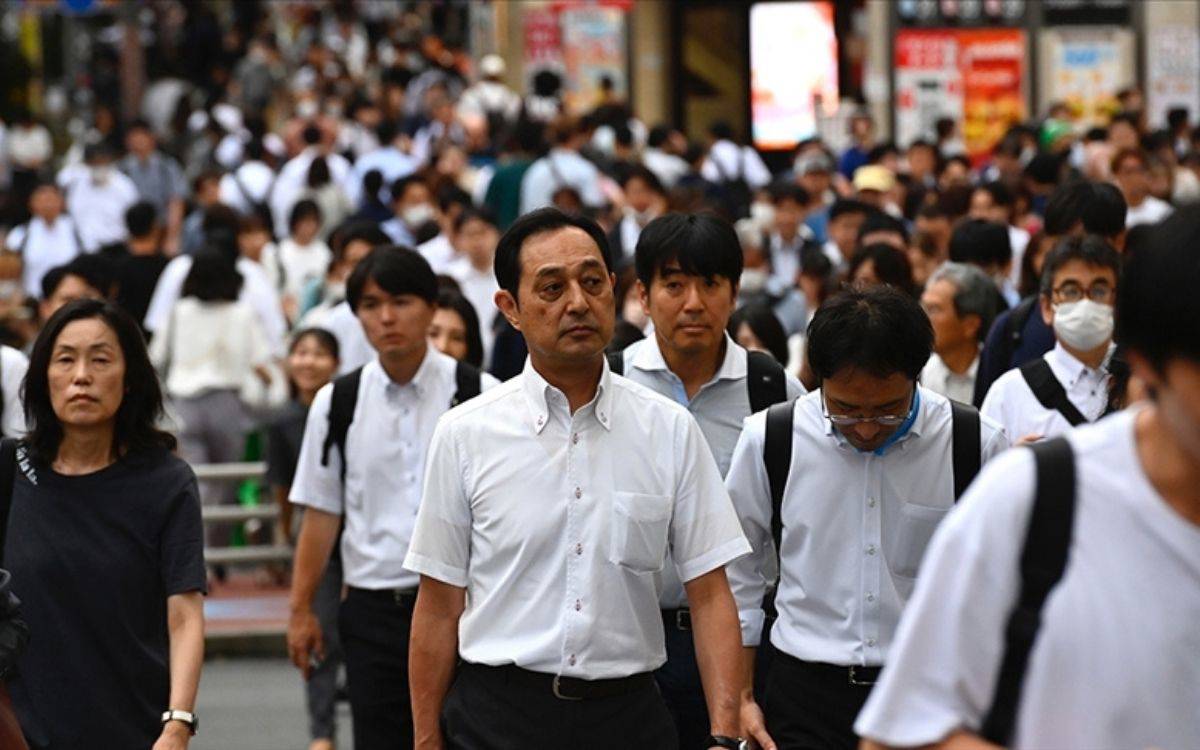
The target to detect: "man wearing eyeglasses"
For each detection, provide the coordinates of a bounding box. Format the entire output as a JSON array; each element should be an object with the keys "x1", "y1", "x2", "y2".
[
  {"x1": 724, "y1": 287, "x2": 1008, "y2": 750},
  {"x1": 981, "y1": 236, "x2": 1122, "y2": 443}
]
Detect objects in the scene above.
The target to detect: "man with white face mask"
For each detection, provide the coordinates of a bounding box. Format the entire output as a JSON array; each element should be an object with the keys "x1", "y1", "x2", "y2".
[
  {"x1": 59, "y1": 143, "x2": 139, "y2": 252},
  {"x1": 981, "y1": 235, "x2": 1122, "y2": 442}
]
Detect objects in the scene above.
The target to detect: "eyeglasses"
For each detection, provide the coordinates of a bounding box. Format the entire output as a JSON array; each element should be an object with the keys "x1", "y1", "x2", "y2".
[
  {"x1": 1053, "y1": 282, "x2": 1114, "y2": 304},
  {"x1": 821, "y1": 388, "x2": 914, "y2": 427}
]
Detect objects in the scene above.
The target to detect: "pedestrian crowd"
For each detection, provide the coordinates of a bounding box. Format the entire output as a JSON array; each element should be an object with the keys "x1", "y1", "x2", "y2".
[{"x1": 0, "y1": 4, "x2": 1197, "y2": 750}]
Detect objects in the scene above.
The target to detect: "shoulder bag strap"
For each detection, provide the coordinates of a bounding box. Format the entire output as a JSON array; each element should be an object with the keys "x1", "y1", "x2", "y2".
[
  {"x1": 980, "y1": 437, "x2": 1077, "y2": 744},
  {"x1": 950, "y1": 400, "x2": 982, "y2": 501},
  {"x1": 745, "y1": 350, "x2": 788, "y2": 415},
  {"x1": 762, "y1": 399, "x2": 796, "y2": 557},
  {"x1": 1019, "y1": 359, "x2": 1088, "y2": 426},
  {"x1": 320, "y1": 367, "x2": 364, "y2": 485}
]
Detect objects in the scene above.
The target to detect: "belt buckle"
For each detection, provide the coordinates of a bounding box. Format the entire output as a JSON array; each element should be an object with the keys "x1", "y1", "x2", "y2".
[
  {"x1": 552, "y1": 675, "x2": 582, "y2": 701},
  {"x1": 675, "y1": 609, "x2": 692, "y2": 631},
  {"x1": 848, "y1": 665, "x2": 875, "y2": 687}
]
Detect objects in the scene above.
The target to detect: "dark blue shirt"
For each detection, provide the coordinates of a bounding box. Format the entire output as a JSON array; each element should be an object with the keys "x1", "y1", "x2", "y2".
[{"x1": 973, "y1": 296, "x2": 1056, "y2": 406}]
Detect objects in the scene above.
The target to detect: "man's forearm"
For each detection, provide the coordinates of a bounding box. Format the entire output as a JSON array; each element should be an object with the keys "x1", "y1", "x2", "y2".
[
  {"x1": 410, "y1": 582, "x2": 465, "y2": 748},
  {"x1": 288, "y1": 508, "x2": 340, "y2": 612},
  {"x1": 688, "y1": 571, "x2": 745, "y2": 737},
  {"x1": 860, "y1": 730, "x2": 1003, "y2": 750}
]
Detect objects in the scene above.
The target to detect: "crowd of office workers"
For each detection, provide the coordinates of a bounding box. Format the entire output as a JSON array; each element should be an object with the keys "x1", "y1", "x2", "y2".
[{"x1": 0, "y1": 3, "x2": 1197, "y2": 749}]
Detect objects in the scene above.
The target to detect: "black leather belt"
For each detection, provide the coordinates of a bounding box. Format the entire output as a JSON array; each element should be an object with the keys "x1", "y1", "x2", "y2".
[
  {"x1": 662, "y1": 607, "x2": 692, "y2": 631},
  {"x1": 462, "y1": 662, "x2": 654, "y2": 701},
  {"x1": 346, "y1": 586, "x2": 417, "y2": 606},
  {"x1": 777, "y1": 648, "x2": 882, "y2": 686}
]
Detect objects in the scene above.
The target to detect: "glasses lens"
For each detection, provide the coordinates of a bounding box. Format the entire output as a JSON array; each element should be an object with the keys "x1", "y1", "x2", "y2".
[
  {"x1": 1088, "y1": 285, "x2": 1113, "y2": 303},
  {"x1": 1056, "y1": 284, "x2": 1083, "y2": 303}
]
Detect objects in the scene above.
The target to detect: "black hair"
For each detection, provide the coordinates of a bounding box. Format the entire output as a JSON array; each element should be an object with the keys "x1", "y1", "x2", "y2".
[
  {"x1": 977, "y1": 180, "x2": 1014, "y2": 208},
  {"x1": 40, "y1": 256, "x2": 111, "y2": 301},
  {"x1": 1024, "y1": 152, "x2": 1064, "y2": 186},
  {"x1": 362, "y1": 169, "x2": 384, "y2": 203},
  {"x1": 289, "y1": 199, "x2": 322, "y2": 234},
  {"x1": 493, "y1": 207, "x2": 613, "y2": 300},
  {"x1": 289, "y1": 326, "x2": 340, "y2": 361},
  {"x1": 24, "y1": 298, "x2": 176, "y2": 463},
  {"x1": 1043, "y1": 180, "x2": 1126, "y2": 239},
  {"x1": 436, "y1": 183, "x2": 473, "y2": 214},
  {"x1": 828, "y1": 198, "x2": 872, "y2": 222},
  {"x1": 390, "y1": 174, "x2": 428, "y2": 205},
  {"x1": 125, "y1": 201, "x2": 159, "y2": 238},
  {"x1": 182, "y1": 250, "x2": 243, "y2": 302},
  {"x1": 709, "y1": 121, "x2": 735, "y2": 141},
  {"x1": 1039, "y1": 235, "x2": 1122, "y2": 298},
  {"x1": 849, "y1": 243, "x2": 917, "y2": 297},
  {"x1": 435, "y1": 290, "x2": 484, "y2": 368},
  {"x1": 302, "y1": 123, "x2": 323, "y2": 145},
  {"x1": 728, "y1": 304, "x2": 789, "y2": 366},
  {"x1": 346, "y1": 245, "x2": 438, "y2": 313},
  {"x1": 306, "y1": 156, "x2": 332, "y2": 189},
  {"x1": 857, "y1": 211, "x2": 910, "y2": 245},
  {"x1": 607, "y1": 320, "x2": 646, "y2": 353},
  {"x1": 770, "y1": 183, "x2": 811, "y2": 207},
  {"x1": 806, "y1": 286, "x2": 933, "y2": 382},
  {"x1": 633, "y1": 213, "x2": 742, "y2": 289},
  {"x1": 452, "y1": 207, "x2": 498, "y2": 234},
  {"x1": 941, "y1": 154, "x2": 971, "y2": 174},
  {"x1": 1109, "y1": 111, "x2": 1139, "y2": 131},
  {"x1": 621, "y1": 165, "x2": 666, "y2": 196},
  {"x1": 867, "y1": 142, "x2": 899, "y2": 165},
  {"x1": 126, "y1": 117, "x2": 153, "y2": 134},
  {"x1": 647, "y1": 125, "x2": 671, "y2": 149},
  {"x1": 1116, "y1": 209, "x2": 1200, "y2": 368},
  {"x1": 949, "y1": 218, "x2": 1013, "y2": 269}
]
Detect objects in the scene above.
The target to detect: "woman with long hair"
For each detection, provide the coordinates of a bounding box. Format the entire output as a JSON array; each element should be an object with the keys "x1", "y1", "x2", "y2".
[
  {"x1": 427, "y1": 291, "x2": 484, "y2": 369},
  {"x1": 6, "y1": 298, "x2": 205, "y2": 748}
]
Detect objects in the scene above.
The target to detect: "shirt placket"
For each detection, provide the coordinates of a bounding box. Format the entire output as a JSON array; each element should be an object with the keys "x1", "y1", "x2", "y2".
[
  {"x1": 561, "y1": 408, "x2": 588, "y2": 672},
  {"x1": 861, "y1": 455, "x2": 883, "y2": 664}
]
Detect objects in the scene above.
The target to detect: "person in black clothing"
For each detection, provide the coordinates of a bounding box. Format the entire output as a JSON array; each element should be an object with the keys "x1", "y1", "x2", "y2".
[
  {"x1": 114, "y1": 201, "x2": 170, "y2": 337},
  {"x1": 6, "y1": 298, "x2": 205, "y2": 748}
]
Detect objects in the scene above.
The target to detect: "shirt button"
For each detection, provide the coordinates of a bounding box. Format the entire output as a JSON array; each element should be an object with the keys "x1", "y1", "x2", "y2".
[
  {"x1": 537, "y1": 416, "x2": 544, "y2": 427},
  {"x1": 574, "y1": 487, "x2": 582, "y2": 499},
  {"x1": 866, "y1": 544, "x2": 876, "y2": 556},
  {"x1": 574, "y1": 599, "x2": 581, "y2": 611},
  {"x1": 575, "y1": 543, "x2": 583, "y2": 555},
  {"x1": 568, "y1": 654, "x2": 576, "y2": 666},
  {"x1": 572, "y1": 433, "x2": 579, "y2": 445},
  {"x1": 866, "y1": 593, "x2": 875, "y2": 602},
  {"x1": 867, "y1": 498, "x2": 877, "y2": 508},
  {"x1": 866, "y1": 638, "x2": 877, "y2": 647}
]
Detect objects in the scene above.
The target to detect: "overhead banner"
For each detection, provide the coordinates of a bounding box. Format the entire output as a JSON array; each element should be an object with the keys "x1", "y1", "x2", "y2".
[
  {"x1": 1146, "y1": 26, "x2": 1200, "y2": 129},
  {"x1": 894, "y1": 28, "x2": 1027, "y2": 164},
  {"x1": 1038, "y1": 27, "x2": 1135, "y2": 127},
  {"x1": 521, "y1": 1, "x2": 631, "y2": 116}
]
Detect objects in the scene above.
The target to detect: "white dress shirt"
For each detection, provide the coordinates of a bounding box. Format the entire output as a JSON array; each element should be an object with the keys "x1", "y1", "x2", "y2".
[
  {"x1": 701, "y1": 140, "x2": 772, "y2": 189},
  {"x1": 143, "y1": 255, "x2": 287, "y2": 357},
  {"x1": 855, "y1": 409, "x2": 1200, "y2": 749},
  {"x1": 291, "y1": 350, "x2": 498, "y2": 590},
  {"x1": 4, "y1": 217, "x2": 84, "y2": 298},
  {"x1": 920, "y1": 352, "x2": 979, "y2": 405},
  {"x1": 1125, "y1": 195, "x2": 1173, "y2": 228},
  {"x1": 343, "y1": 146, "x2": 421, "y2": 207},
  {"x1": 404, "y1": 359, "x2": 752, "y2": 679},
  {"x1": 619, "y1": 335, "x2": 804, "y2": 608},
  {"x1": 725, "y1": 387, "x2": 1008, "y2": 666},
  {"x1": 277, "y1": 238, "x2": 332, "y2": 302},
  {"x1": 981, "y1": 342, "x2": 1110, "y2": 441},
  {"x1": 218, "y1": 161, "x2": 277, "y2": 216},
  {"x1": 643, "y1": 148, "x2": 691, "y2": 188},
  {"x1": 519, "y1": 148, "x2": 606, "y2": 215},
  {"x1": 1, "y1": 346, "x2": 28, "y2": 438},
  {"x1": 61, "y1": 171, "x2": 139, "y2": 252},
  {"x1": 417, "y1": 234, "x2": 457, "y2": 275}
]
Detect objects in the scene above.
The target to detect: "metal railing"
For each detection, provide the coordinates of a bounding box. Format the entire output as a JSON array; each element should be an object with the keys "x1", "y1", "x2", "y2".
[{"x1": 195, "y1": 461, "x2": 293, "y2": 567}]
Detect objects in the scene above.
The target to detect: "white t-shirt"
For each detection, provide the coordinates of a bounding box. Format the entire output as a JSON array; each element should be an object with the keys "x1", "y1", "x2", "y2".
[
  {"x1": 1125, "y1": 196, "x2": 1173, "y2": 228},
  {"x1": 4, "y1": 216, "x2": 84, "y2": 298},
  {"x1": 277, "y1": 238, "x2": 332, "y2": 302},
  {"x1": 60, "y1": 171, "x2": 139, "y2": 252},
  {"x1": 856, "y1": 409, "x2": 1200, "y2": 749}
]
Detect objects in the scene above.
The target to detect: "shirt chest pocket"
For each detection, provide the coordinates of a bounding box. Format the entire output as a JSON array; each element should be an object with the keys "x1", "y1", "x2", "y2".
[
  {"x1": 886, "y1": 502, "x2": 949, "y2": 580},
  {"x1": 608, "y1": 491, "x2": 672, "y2": 574}
]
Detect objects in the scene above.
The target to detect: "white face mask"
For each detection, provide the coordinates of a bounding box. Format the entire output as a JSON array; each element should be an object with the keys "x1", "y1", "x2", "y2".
[
  {"x1": 402, "y1": 203, "x2": 436, "y2": 227},
  {"x1": 1053, "y1": 299, "x2": 1114, "y2": 352}
]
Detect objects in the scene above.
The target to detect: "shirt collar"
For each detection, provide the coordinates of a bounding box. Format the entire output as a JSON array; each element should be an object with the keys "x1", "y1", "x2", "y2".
[
  {"x1": 521, "y1": 357, "x2": 614, "y2": 433},
  {"x1": 374, "y1": 346, "x2": 438, "y2": 397},
  {"x1": 1047, "y1": 341, "x2": 1111, "y2": 388},
  {"x1": 630, "y1": 333, "x2": 746, "y2": 383},
  {"x1": 819, "y1": 383, "x2": 928, "y2": 449}
]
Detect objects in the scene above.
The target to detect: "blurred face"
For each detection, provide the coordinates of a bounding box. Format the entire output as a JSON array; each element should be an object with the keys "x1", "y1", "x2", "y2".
[
  {"x1": 908, "y1": 146, "x2": 936, "y2": 178},
  {"x1": 1109, "y1": 121, "x2": 1139, "y2": 151},
  {"x1": 48, "y1": 318, "x2": 126, "y2": 431},
  {"x1": 969, "y1": 189, "x2": 1009, "y2": 224},
  {"x1": 940, "y1": 161, "x2": 970, "y2": 190},
  {"x1": 1114, "y1": 156, "x2": 1150, "y2": 203},
  {"x1": 287, "y1": 335, "x2": 337, "y2": 396},
  {"x1": 455, "y1": 217, "x2": 499, "y2": 270},
  {"x1": 292, "y1": 217, "x2": 320, "y2": 245},
  {"x1": 356, "y1": 278, "x2": 435, "y2": 362},
  {"x1": 913, "y1": 215, "x2": 951, "y2": 256},
  {"x1": 29, "y1": 186, "x2": 64, "y2": 220},
  {"x1": 640, "y1": 265, "x2": 737, "y2": 360},
  {"x1": 798, "y1": 170, "x2": 831, "y2": 199},
  {"x1": 921, "y1": 279, "x2": 977, "y2": 355},
  {"x1": 774, "y1": 198, "x2": 805, "y2": 237},
  {"x1": 822, "y1": 368, "x2": 914, "y2": 452},
  {"x1": 852, "y1": 258, "x2": 880, "y2": 288},
  {"x1": 126, "y1": 128, "x2": 155, "y2": 156},
  {"x1": 428, "y1": 307, "x2": 469, "y2": 362},
  {"x1": 237, "y1": 229, "x2": 270, "y2": 260},
  {"x1": 1133, "y1": 355, "x2": 1200, "y2": 464},
  {"x1": 625, "y1": 177, "x2": 660, "y2": 214},
  {"x1": 495, "y1": 227, "x2": 615, "y2": 368},
  {"x1": 851, "y1": 116, "x2": 873, "y2": 142},
  {"x1": 41, "y1": 275, "x2": 103, "y2": 321},
  {"x1": 196, "y1": 178, "x2": 221, "y2": 206},
  {"x1": 735, "y1": 321, "x2": 767, "y2": 356},
  {"x1": 340, "y1": 239, "x2": 374, "y2": 278},
  {"x1": 829, "y1": 212, "x2": 866, "y2": 256}
]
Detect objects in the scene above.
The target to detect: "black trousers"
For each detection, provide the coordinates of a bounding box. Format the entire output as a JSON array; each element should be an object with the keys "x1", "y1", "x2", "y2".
[
  {"x1": 338, "y1": 586, "x2": 416, "y2": 750},
  {"x1": 654, "y1": 609, "x2": 709, "y2": 750},
  {"x1": 764, "y1": 650, "x2": 878, "y2": 750},
  {"x1": 443, "y1": 662, "x2": 679, "y2": 750}
]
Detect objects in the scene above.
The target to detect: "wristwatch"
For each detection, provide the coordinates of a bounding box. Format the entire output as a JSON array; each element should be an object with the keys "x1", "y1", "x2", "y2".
[
  {"x1": 161, "y1": 709, "x2": 199, "y2": 736},
  {"x1": 706, "y1": 735, "x2": 748, "y2": 750}
]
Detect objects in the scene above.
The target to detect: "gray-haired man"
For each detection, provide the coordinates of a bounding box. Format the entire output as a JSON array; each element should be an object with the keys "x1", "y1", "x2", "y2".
[{"x1": 920, "y1": 262, "x2": 1003, "y2": 403}]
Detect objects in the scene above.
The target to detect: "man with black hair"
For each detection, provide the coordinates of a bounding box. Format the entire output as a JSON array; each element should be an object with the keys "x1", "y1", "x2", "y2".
[
  {"x1": 702, "y1": 122, "x2": 772, "y2": 219},
  {"x1": 948, "y1": 218, "x2": 1017, "y2": 306},
  {"x1": 644, "y1": 124, "x2": 690, "y2": 188},
  {"x1": 272, "y1": 123, "x2": 352, "y2": 239},
  {"x1": 608, "y1": 166, "x2": 668, "y2": 264},
  {"x1": 120, "y1": 119, "x2": 188, "y2": 253},
  {"x1": 287, "y1": 245, "x2": 496, "y2": 750},
  {"x1": 613, "y1": 213, "x2": 803, "y2": 749},
  {"x1": 344, "y1": 121, "x2": 421, "y2": 208},
  {"x1": 857, "y1": 200, "x2": 1200, "y2": 750},
  {"x1": 726, "y1": 287, "x2": 1007, "y2": 750},
  {"x1": 825, "y1": 198, "x2": 871, "y2": 269},
  {"x1": 38, "y1": 257, "x2": 107, "y2": 322},
  {"x1": 406, "y1": 208, "x2": 758, "y2": 750},
  {"x1": 969, "y1": 180, "x2": 1031, "y2": 287},
  {"x1": 1113, "y1": 148, "x2": 1173, "y2": 228},
  {"x1": 762, "y1": 184, "x2": 821, "y2": 289},
  {"x1": 981, "y1": 236, "x2": 1121, "y2": 443},
  {"x1": 519, "y1": 116, "x2": 606, "y2": 215},
  {"x1": 113, "y1": 201, "x2": 169, "y2": 333},
  {"x1": 856, "y1": 210, "x2": 908, "y2": 253},
  {"x1": 60, "y1": 143, "x2": 139, "y2": 253}
]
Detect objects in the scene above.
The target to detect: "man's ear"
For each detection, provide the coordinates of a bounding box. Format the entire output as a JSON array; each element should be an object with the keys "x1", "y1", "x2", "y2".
[
  {"x1": 494, "y1": 289, "x2": 521, "y2": 331},
  {"x1": 1040, "y1": 294, "x2": 1054, "y2": 327},
  {"x1": 635, "y1": 279, "x2": 650, "y2": 316},
  {"x1": 963, "y1": 313, "x2": 982, "y2": 342}
]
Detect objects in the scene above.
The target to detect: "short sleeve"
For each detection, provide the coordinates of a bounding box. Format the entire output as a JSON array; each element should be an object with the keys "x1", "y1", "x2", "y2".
[
  {"x1": 289, "y1": 384, "x2": 344, "y2": 515},
  {"x1": 403, "y1": 418, "x2": 472, "y2": 587},
  {"x1": 160, "y1": 471, "x2": 208, "y2": 596},
  {"x1": 669, "y1": 412, "x2": 751, "y2": 584},
  {"x1": 4, "y1": 225, "x2": 26, "y2": 253},
  {"x1": 723, "y1": 413, "x2": 775, "y2": 646}
]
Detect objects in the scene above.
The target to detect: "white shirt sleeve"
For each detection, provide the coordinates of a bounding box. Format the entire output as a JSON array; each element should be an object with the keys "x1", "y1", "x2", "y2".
[
  {"x1": 3, "y1": 225, "x2": 26, "y2": 253},
  {"x1": 854, "y1": 448, "x2": 1036, "y2": 747},
  {"x1": 744, "y1": 147, "x2": 773, "y2": 189},
  {"x1": 0, "y1": 347, "x2": 28, "y2": 437},
  {"x1": 404, "y1": 417, "x2": 472, "y2": 587},
  {"x1": 722, "y1": 413, "x2": 775, "y2": 646},
  {"x1": 288, "y1": 384, "x2": 344, "y2": 516},
  {"x1": 144, "y1": 257, "x2": 190, "y2": 333}
]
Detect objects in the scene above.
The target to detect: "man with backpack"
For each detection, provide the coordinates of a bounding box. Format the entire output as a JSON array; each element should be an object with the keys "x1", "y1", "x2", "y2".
[
  {"x1": 702, "y1": 122, "x2": 772, "y2": 219},
  {"x1": 856, "y1": 203, "x2": 1200, "y2": 750},
  {"x1": 609, "y1": 213, "x2": 803, "y2": 750},
  {"x1": 981, "y1": 236, "x2": 1120, "y2": 443},
  {"x1": 286, "y1": 246, "x2": 496, "y2": 749},
  {"x1": 726, "y1": 287, "x2": 1008, "y2": 750}
]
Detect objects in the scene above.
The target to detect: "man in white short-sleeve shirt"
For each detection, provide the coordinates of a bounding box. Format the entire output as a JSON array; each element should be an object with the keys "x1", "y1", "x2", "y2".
[
  {"x1": 286, "y1": 246, "x2": 496, "y2": 750},
  {"x1": 405, "y1": 209, "x2": 758, "y2": 750}
]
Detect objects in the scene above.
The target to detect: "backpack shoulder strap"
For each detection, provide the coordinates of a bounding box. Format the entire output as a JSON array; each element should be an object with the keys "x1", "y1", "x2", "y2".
[
  {"x1": 981, "y1": 437, "x2": 1077, "y2": 744},
  {"x1": 452, "y1": 360, "x2": 483, "y2": 407},
  {"x1": 320, "y1": 367, "x2": 364, "y2": 484},
  {"x1": 1019, "y1": 358, "x2": 1087, "y2": 426},
  {"x1": 606, "y1": 350, "x2": 626, "y2": 376},
  {"x1": 762, "y1": 399, "x2": 796, "y2": 556},
  {"x1": 746, "y1": 350, "x2": 788, "y2": 415},
  {"x1": 950, "y1": 399, "x2": 982, "y2": 501},
  {"x1": 0, "y1": 438, "x2": 18, "y2": 565}
]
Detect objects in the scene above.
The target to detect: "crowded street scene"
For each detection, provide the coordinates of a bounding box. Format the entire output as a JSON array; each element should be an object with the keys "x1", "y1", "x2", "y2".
[{"x1": 0, "y1": 0, "x2": 1197, "y2": 748}]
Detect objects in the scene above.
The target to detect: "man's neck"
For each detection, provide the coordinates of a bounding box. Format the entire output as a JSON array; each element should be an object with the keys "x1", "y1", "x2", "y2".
[
  {"x1": 1061, "y1": 339, "x2": 1109, "y2": 371},
  {"x1": 777, "y1": 227, "x2": 798, "y2": 244},
  {"x1": 939, "y1": 342, "x2": 978, "y2": 375},
  {"x1": 658, "y1": 333, "x2": 724, "y2": 400},
  {"x1": 38, "y1": 214, "x2": 59, "y2": 227},
  {"x1": 379, "y1": 343, "x2": 428, "y2": 385},
  {"x1": 128, "y1": 237, "x2": 160, "y2": 256},
  {"x1": 530, "y1": 353, "x2": 603, "y2": 414},
  {"x1": 55, "y1": 425, "x2": 117, "y2": 475},
  {"x1": 1135, "y1": 406, "x2": 1200, "y2": 526}
]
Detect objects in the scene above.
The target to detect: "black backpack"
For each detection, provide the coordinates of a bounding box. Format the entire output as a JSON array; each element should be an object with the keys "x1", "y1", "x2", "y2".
[
  {"x1": 606, "y1": 348, "x2": 789, "y2": 415},
  {"x1": 319, "y1": 361, "x2": 483, "y2": 483},
  {"x1": 711, "y1": 147, "x2": 753, "y2": 220}
]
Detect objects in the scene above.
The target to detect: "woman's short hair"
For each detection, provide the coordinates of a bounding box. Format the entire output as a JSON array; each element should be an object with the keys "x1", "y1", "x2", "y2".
[
  {"x1": 24, "y1": 299, "x2": 176, "y2": 462},
  {"x1": 182, "y1": 251, "x2": 243, "y2": 303},
  {"x1": 727, "y1": 303, "x2": 790, "y2": 366},
  {"x1": 435, "y1": 290, "x2": 485, "y2": 368}
]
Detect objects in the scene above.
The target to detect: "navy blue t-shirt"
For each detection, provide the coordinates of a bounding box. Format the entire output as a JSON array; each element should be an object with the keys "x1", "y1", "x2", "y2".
[{"x1": 6, "y1": 444, "x2": 206, "y2": 749}]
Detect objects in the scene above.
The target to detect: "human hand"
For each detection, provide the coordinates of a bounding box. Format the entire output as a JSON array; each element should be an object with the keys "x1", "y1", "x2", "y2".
[
  {"x1": 286, "y1": 608, "x2": 324, "y2": 679},
  {"x1": 740, "y1": 695, "x2": 776, "y2": 750},
  {"x1": 151, "y1": 719, "x2": 191, "y2": 750}
]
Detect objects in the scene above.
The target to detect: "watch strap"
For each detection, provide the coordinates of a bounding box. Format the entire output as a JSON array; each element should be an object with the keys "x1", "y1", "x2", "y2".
[
  {"x1": 706, "y1": 735, "x2": 745, "y2": 750},
  {"x1": 161, "y1": 709, "x2": 198, "y2": 736}
]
